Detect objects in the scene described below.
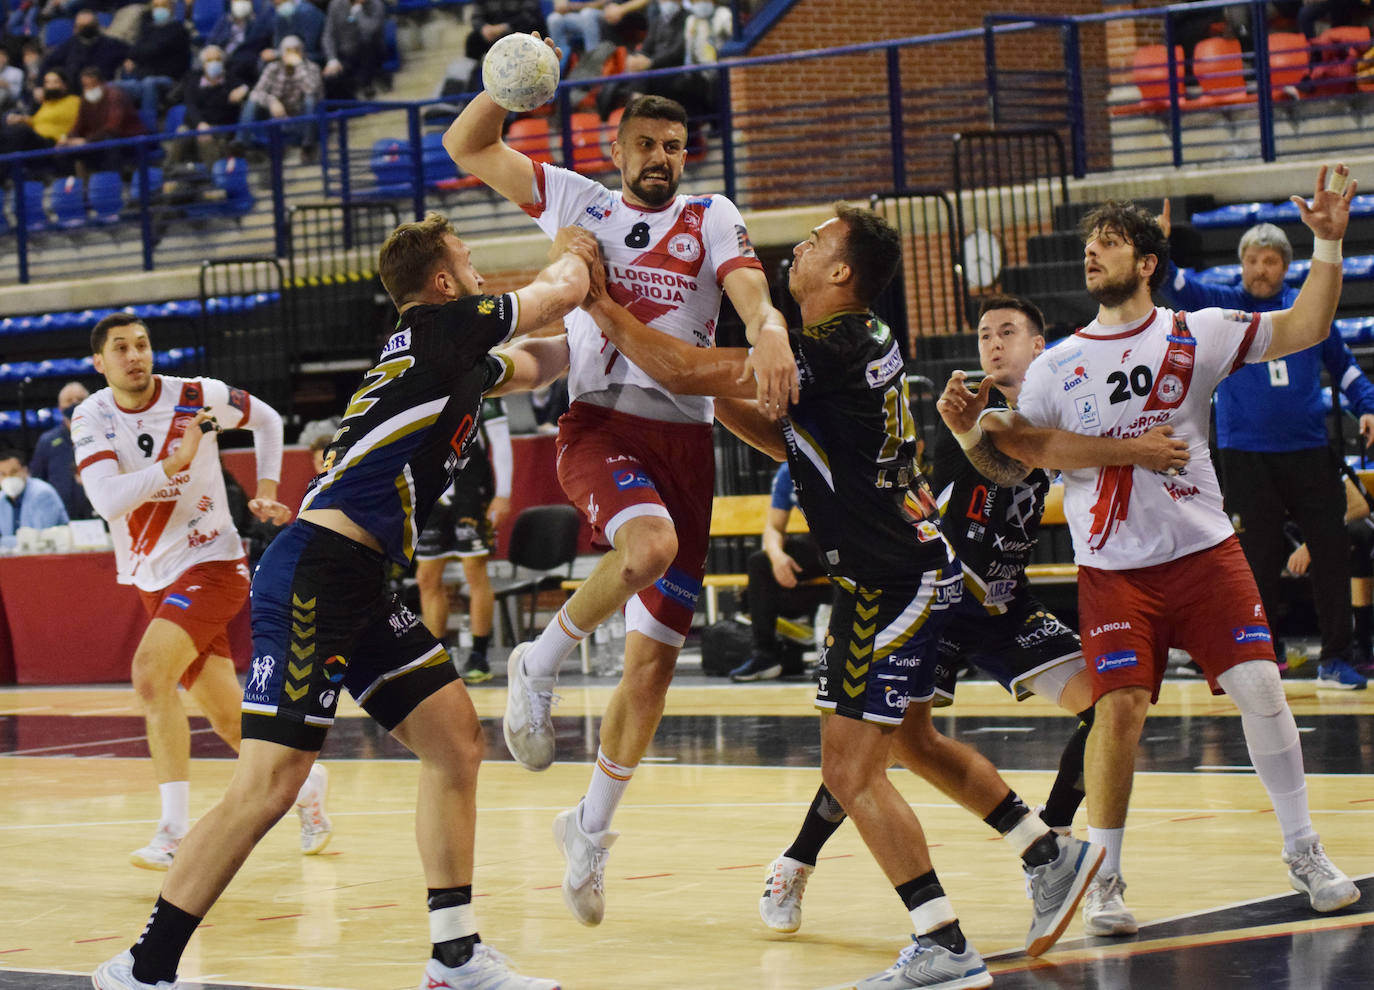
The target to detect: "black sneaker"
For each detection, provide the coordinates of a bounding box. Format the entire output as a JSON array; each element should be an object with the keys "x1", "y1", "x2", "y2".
[
  {"x1": 730, "y1": 654, "x2": 783, "y2": 682},
  {"x1": 462, "y1": 653, "x2": 493, "y2": 684}
]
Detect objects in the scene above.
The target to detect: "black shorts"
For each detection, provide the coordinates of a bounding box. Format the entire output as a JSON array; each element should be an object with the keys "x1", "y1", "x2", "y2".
[
  {"x1": 242, "y1": 521, "x2": 458, "y2": 750},
  {"x1": 933, "y1": 590, "x2": 1082, "y2": 706},
  {"x1": 415, "y1": 468, "x2": 496, "y2": 560},
  {"x1": 814, "y1": 564, "x2": 963, "y2": 725}
]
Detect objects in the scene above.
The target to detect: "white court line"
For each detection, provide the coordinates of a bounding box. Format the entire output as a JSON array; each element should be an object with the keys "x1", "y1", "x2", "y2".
[
  {"x1": 0, "y1": 968, "x2": 358, "y2": 990},
  {"x1": 1, "y1": 727, "x2": 216, "y2": 757}
]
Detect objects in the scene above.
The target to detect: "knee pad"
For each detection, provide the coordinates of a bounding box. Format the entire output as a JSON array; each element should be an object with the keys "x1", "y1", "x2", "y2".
[{"x1": 1217, "y1": 659, "x2": 1287, "y2": 718}]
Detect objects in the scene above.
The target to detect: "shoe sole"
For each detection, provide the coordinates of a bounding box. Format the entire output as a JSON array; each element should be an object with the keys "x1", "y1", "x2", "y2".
[
  {"x1": 730, "y1": 666, "x2": 782, "y2": 682},
  {"x1": 1293, "y1": 877, "x2": 1362, "y2": 912},
  {"x1": 129, "y1": 851, "x2": 172, "y2": 871},
  {"x1": 1027, "y1": 842, "x2": 1105, "y2": 957},
  {"x1": 553, "y1": 811, "x2": 603, "y2": 927},
  {"x1": 1315, "y1": 680, "x2": 1365, "y2": 691},
  {"x1": 758, "y1": 897, "x2": 801, "y2": 934},
  {"x1": 463, "y1": 670, "x2": 494, "y2": 684},
  {"x1": 1084, "y1": 916, "x2": 1139, "y2": 936}
]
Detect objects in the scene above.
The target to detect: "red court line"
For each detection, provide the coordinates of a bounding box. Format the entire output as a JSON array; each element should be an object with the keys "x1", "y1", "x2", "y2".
[
  {"x1": 1170, "y1": 814, "x2": 1217, "y2": 822},
  {"x1": 256, "y1": 914, "x2": 304, "y2": 921},
  {"x1": 73, "y1": 937, "x2": 120, "y2": 944},
  {"x1": 349, "y1": 904, "x2": 398, "y2": 910},
  {"x1": 717, "y1": 862, "x2": 765, "y2": 871},
  {"x1": 0, "y1": 948, "x2": 31, "y2": 954},
  {"x1": 626, "y1": 873, "x2": 672, "y2": 880}
]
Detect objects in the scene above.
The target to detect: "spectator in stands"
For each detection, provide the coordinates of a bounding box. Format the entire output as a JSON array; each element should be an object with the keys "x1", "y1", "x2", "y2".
[
  {"x1": 207, "y1": 0, "x2": 262, "y2": 87},
  {"x1": 601, "y1": 0, "x2": 652, "y2": 45},
  {"x1": 41, "y1": 11, "x2": 130, "y2": 88},
  {"x1": 28, "y1": 380, "x2": 93, "y2": 520},
  {"x1": 1158, "y1": 203, "x2": 1373, "y2": 690},
  {"x1": 118, "y1": 0, "x2": 193, "y2": 122},
  {"x1": 0, "y1": 69, "x2": 80, "y2": 182},
  {"x1": 237, "y1": 33, "x2": 322, "y2": 157},
  {"x1": 20, "y1": 40, "x2": 47, "y2": 105},
  {"x1": 728, "y1": 461, "x2": 827, "y2": 682},
  {"x1": 0, "y1": 448, "x2": 69, "y2": 536},
  {"x1": 0, "y1": 48, "x2": 25, "y2": 115},
  {"x1": 321, "y1": 0, "x2": 386, "y2": 100},
  {"x1": 463, "y1": 0, "x2": 547, "y2": 90},
  {"x1": 1299, "y1": 0, "x2": 1371, "y2": 37},
  {"x1": 171, "y1": 45, "x2": 245, "y2": 164},
  {"x1": 598, "y1": 0, "x2": 700, "y2": 117},
  {"x1": 59, "y1": 65, "x2": 146, "y2": 177},
  {"x1": 264, "y1": 0, "x2": 326, "y2": 67},
  {"x1": 547, "y1": 0, "x2": 608, "y2": 73}
]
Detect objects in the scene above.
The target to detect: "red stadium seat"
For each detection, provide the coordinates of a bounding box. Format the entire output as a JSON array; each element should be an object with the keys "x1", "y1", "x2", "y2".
[
  {"x1": 506, "y1": 116, "x2": 555, "y2": 165},
  {"x1": 1182, "y1": 36, "x2": 1254, "y2": 110},
  {"x1": 1268, "y1": 31, "x2": 1310, "y2": 99},
  {"x1": 570, "y1": 111, "x2": 616, "y2": 174},
  {"x1": 1110, "y1": 44, "x2": 1184, "y2": 116}
]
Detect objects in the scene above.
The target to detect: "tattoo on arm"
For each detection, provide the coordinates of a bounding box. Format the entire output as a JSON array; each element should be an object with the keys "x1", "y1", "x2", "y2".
[{"x1": 966, "y1": 432, "x2": 1032, "y2": 486}]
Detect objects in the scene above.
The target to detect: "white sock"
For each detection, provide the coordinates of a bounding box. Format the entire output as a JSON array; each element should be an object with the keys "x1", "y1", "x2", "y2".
[
  {"x1": 1088, "y1": 826, "x2": 1124, "y2": 878},
  {"x1": 159, "y1": 781, "x2": 190, "y2": 836},
  {"x1": 579, "y1": 747, "x2": 635, "y2": 834},
  {"x1": 1251, "y1": 743, "x2": 1318, "y2": 853},
  {"x1": 524, "y1": 604, "x2": 589, "y2": 680}
]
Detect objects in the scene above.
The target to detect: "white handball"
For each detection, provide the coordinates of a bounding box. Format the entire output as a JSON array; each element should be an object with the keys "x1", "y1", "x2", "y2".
[{"x1": 482, "y1": 33, "x2": 561, "y2": 112}]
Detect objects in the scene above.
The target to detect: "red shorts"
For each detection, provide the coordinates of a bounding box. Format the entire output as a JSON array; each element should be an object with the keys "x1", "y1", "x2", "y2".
[
  {"x1": 556, "y1": 402, "x2": 714, "y2": 641},
  {"x1": 1077, "y1": 536, "x2": 1275, "y2": 704},
  {"x1": 137, "y1": 557, "x2": 251, "y2": 689}
]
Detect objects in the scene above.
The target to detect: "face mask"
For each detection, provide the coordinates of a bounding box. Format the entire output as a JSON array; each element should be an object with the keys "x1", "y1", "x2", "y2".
[
  {"x1": 282, "y1": 51, "x2": 302, "y2": 67},
  {"x1": 232, "y1": 0, "x2": 253, "y2": 17},
  {"x1": 60, "y1": 404, "x2": 79, "y2": 419},
  {"x1": 276, "y1": 1, "x2": 296, "y2": 18},
  {"x1": 203, "y1": 60, "x2": 224, "y2": 79},
  {"x1": 0, "y1": 476, "x2": 25, "y2": 500},
  {"x1": 44, "y1": 86, "x2": 65, "y2": 100},
  {"x1": 84, "y1": 86, "x2": 103, "y2": 103},
  {"x1": 151, "y1": 6, "x2": 171, "y2": 24},
  {"x1": 78, "y1": 24, "x2": 100, "y2": 39},
  {"x1": 658, "y1": 1, "x2": 680, "y2": 18},
  {"x1": 690, "y1": 1, "x2": 713, "y2": 18}
]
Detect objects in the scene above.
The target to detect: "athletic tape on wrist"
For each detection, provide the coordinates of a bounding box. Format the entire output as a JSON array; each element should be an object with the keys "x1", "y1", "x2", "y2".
[
  {"x1": 954, "y1": 423, "x2": 983, "y2": 451},
  {"x1": 1312, "y1": 238, "x2": 1342, "y2": 265}
]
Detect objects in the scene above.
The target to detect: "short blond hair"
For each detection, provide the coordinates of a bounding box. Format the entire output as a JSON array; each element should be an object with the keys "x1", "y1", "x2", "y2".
[{"x1": 378, "y1": 212, "x2": 457, "y2": 308}]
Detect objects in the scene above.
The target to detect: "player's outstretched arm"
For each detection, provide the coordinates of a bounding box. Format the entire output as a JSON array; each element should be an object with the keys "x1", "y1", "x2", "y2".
[
  {"x1": 714, "y1": 398, "x2": 787, "y2": 461},
  {"x1": 1266, "y1": 162, "x2": 1355, "y2": 360},
  {"x1": 584, "y1": 289, "x2": 756, "y2": 398},
  {"x1": 723, "y1": 266, "x2": 798, "y2": 417},
  {"x1": 445, "y1": 89, "x2": 540, "y2": 205},
  {"x1": 512, "y1": 226, "x2": 598, "y2": 333},
  {"x1": 488, "y1": 334, "x2": 571, "y2": 395},
  {"x1": 980, "y1": 414, "x2": 1191, "y2": 482}
]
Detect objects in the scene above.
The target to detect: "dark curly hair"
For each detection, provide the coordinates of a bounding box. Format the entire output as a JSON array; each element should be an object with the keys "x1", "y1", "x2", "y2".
[{"x1": 1078, "y1": 200, "x2": 1170, "y2": 293}]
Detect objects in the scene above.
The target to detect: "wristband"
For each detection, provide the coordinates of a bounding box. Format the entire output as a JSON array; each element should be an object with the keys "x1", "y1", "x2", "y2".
[
  {"x1": 954, "y1": 423, "x2": 983, "y2": 450},
  {"x1": 1312, "y1": 238, "x2": 1342, "y2": 264}
]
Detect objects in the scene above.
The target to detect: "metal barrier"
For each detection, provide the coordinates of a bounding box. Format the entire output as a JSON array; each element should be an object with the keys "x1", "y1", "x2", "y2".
[
  {"x1": 870, "y1": 189, "x2": 966, "y2": 346},
  {"x1": 198, "y1": 257, "x2": 293, "y2": 417}
]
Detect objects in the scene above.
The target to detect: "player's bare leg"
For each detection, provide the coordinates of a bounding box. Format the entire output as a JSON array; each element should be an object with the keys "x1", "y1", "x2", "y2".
[
  {"x1": 415, "y1": 557, "x2": 452, "y2": 641},
  {"x1": 458, "y1": 554, "x2": 495, "y2": 682},
  {"x1": 1083, "y1": 684, "x2": 1150, "y2": 936},
  {"x1": 184, "y1": 653, "x2": 242, "y2": 750}
]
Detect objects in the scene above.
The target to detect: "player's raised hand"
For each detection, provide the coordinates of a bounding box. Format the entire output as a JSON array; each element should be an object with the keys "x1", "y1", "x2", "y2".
[
  {"x1": 936, "y1": 371, "x2": 996, "y2": 436},
  {"x1": 1292, "y1": 163, "x2": 1356, "y2": 243},
  {"x1": 1156, "y1": 198, "x2": 1172, "y2": 239},
  {"x1": 1132, "y1": 424, "x2": 1190, "y2": 475}
]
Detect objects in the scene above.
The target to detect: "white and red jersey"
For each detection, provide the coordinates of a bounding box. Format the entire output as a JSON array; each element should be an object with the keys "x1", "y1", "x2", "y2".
[
  {"x1": 1018, "y1": 306, "x2": 1274, "y2": 570},
  {"x1": 70, "y1": 375, "x2": 281, "y2": 591},
  {"x1": 523, "y1": 162, "x2": 764, "y2": 423}
]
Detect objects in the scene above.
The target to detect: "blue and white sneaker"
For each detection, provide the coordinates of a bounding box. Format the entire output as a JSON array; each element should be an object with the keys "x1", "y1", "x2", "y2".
[
  {"x1": 855, "y1": 933, "x2": 992, "y2": 989},
  {"x1": 1315, "y1": 659, "x2": 1367, "y2": 691},
  {"x1": 1024, "y1": 835, "x2": 1104, "y2": 956}
]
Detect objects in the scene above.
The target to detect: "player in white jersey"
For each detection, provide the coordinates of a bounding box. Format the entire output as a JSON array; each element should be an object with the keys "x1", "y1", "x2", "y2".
[
  {"x1": 71, "y1": 313, "x2": 331, "y2": 871},
  {"x1": 937, "y1": 163, "x2": 1361, "y2": 936},
  {"x1": 448, "y1": 61, "x2": 797, "y2": 926}
]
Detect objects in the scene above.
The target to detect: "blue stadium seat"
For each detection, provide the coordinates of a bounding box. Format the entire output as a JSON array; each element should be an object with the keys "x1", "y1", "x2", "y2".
[
  {"x1": 193, "y1": 0, "x2": 224, "y2": 37},
  {"x1": 1190, "y1": 203, "x2": 1262, "y2": 228},
  {"x1": 128, "y1": 166, "x2": 165, "y2": 206},
  {"x1": 370, "y1": 138, "x2": 412, "y2": 195},
  {"x1": 50, "y1": 176, "x2": 87, "y2": 229},
  {"x1": 1285, "y1": 258, "x2": 1311, "y2": 285},
  {"x1": 1349, "y1": 194, "x2": 1374, "y2": 218},
  {"x1": 42, "y1": 17, "x2": 74, "y2": 47},
  {"x1": 381, "y1": 19, "x2": 400, "y2": 74},
  {"x1": 1256, "y1": 200, "x2": 1301, "y2": 223},
  {"x1": 0, "y1": 411, "x2": 22, "y2": 432},
  {"x1": 16, "y1": 180, "x2": 47, "y2": 232},
  {"x1": 163, "y1": 103, "x2": 187, "y2": 134},
  {"x1": 421, "y1": 131, "x2": 455, "y2": 185},
  {"x1": 87, "y1": 172, "x2": 124, "y2": 225},
  {"x1": 1198, "y1": 264, "x2": 1242, "y2": 286},
  {"x1": 1342, "y1": 255, "x2": 1374, "y2": 280},
  {"x1": 1336, "y1": 316, "x2": 1374, "y2": 344}
]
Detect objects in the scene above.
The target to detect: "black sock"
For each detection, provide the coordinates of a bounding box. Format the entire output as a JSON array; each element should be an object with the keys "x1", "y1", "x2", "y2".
[
  {"x1": 470, "y1": 634, "x2": 490, "y2": 661},
  {"x1": 783, "y1": 784, "x2": 847, "y2": 866},
  {"x1": 1042, "y1": 707, "x2": 1094, "y2": 829},
  {"x1": 129, "y1": 896, "x2": 202, "y2": 986},
  {"x1": 428, "y1": 886, "x2": 480, "y2": 969},
  {"x1": 896, "y1": 871, "x2": 967, "y2": 954},
  {"x1": 982, "y1": 789, "x2": 1030, "y2": 834}
]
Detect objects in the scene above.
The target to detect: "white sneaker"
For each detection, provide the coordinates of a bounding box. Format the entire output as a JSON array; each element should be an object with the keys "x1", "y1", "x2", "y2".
[
  {"x1": 417, "y1": 945, "x2": 559, "y2": 989},
  {"x1": 91, "y1": 950, "x2": 179, "y2": 988},
  {"x1": 855, "y1": 934, "x2": 992, "y2": 989},
  {"x1": 759, "y1": 854, "x2": 813, "y2": 933},
  {"x1": 296, "y1": 763, "x2": 332, "y2": 855},
  {"x1": 129, "y1": 823, "x2": 182, "y2": 871},
  {"x1": 1024, "y1": 835, "x2": 1103, "y2": 957},
  {"x1": 1082, "y1": 872, "x2": 1138, "y2": 936},
  {"x1": 553, "y1": 803, "x2": 617, "y2": 926},
  {"x1": 1284, "y1": 837, "x2": 1361, "y2": 912},
  {"x1": 502, "y1": 643, "x2": 558, "y2": 772}
]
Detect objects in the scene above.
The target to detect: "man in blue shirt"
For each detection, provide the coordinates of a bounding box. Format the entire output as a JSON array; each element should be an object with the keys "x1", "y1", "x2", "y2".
[
  {"x1": 0, "y1": 447, "x2": 70, "y2": 536},
  {"x1": 27, "y1": 380, "x2": 94, "y2": 520},
  {"x1": 1158, "y1": 204, "x2": 1372, "y2": 689}
]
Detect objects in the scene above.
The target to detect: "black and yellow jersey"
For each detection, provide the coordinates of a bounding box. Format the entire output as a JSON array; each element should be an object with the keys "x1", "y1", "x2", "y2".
[
  {"x1": 300, "y1": 293, "x2": 518, "y2": 565},
  {"x1": 929, "y1": 392, "x2": 1050, "y2": 613},
  {"x1": 782, "y1": 311, "x2": 952, "y2": 584}
]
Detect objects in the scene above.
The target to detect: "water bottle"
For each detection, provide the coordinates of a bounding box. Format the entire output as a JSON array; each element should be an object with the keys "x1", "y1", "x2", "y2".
[{"x1": 592, "y1": 611, "x2": 626, "y2": 677}]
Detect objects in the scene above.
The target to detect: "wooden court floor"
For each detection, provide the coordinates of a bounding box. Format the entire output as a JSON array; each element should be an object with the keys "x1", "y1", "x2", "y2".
[{"x1": 1, "y1": 679, "x2": 1372, "y2": 990}]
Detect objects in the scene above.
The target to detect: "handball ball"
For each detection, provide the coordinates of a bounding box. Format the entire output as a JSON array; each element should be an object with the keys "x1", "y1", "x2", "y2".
[{"x1": 482, "y1": 34, "x2": 561, "y2": 113}]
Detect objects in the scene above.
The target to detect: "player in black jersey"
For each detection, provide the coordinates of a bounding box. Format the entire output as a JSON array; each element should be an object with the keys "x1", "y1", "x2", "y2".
[
  {"x1": 93, "y1": 214, "x2": 600, "y2": 990},
  {"x1": 573, "y1": 206, "x2": 1195, "y2": 987}
]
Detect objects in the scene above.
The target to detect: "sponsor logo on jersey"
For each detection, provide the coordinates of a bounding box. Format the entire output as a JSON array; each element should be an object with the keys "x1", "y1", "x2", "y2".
[
  {"x1": 1155, "y1": 373, "x2": 1184, "y2": 403},
  {"x1": 165, "y1": 593, "x2": 192, "y2": 610},
  {"x1": 916, "y1": 521, "x2": 942, "y2": 543},
  {"x1": 197, "y1": 495, "x2": 213, "y2": 512},
  {"x1": 864, "y1": 345, "x2": 904, "y2": 388},
  {"x1": 478, "y1": 298, "x2": 495, "y2": 315},
  {"x1": 667, "y1": 233, "x2": 702, "y2": 263},
  {"x1": 1062, "y1": 366, "x2": 1090, "y2": 391},
  {"x1": 1165, "y1": 480, "x2": 1200, "y2": 501},
  {"x1": 324, "y1": 654, "x2": 346, "y2": 683},
  {"x1": 247, "y1": 654, "x2": 275, "y2": 694},
  {"x1": 883, "y1": 686, "x2": 911, "y2": 712},
  {"x1": 613, "y1": 469, "x2": 654, "y2": 490},
  {"x1": 186, "y1": 527, "x2": 219, "y2": 549},
  {"x1": 1090, "y1": 620, "x2": 1132, "y2": 636},
  {"x1": 734, "y1": 224, "x2": 757, "y2": 258},
  {"x1": 1077, "y1": 394, "x2": 1101, "y2": 429},
  {"x1": 987, "y1": 578, "x2": 1017, "y2": 603},
  {"x1": 1166, "y1": 334, "x2": 1196, "y2": 344},
  {"x1": 1171, "y1": 348, "x2": 1194, "y2": 369},
  {"x1": 76, "y1": 434, "x2": 95, "y2": 448},
  {"x1": 1048, "y1": 347, "x2": 1084, "y2": 372},
  {"x1": 228, "y1": 386, "x2": 248, "y2": 413},
  {"x1": 935, "y1": 580, "x2": 963, "y2": 605},
  {"x1": 655, "y1": 566, "x2": 702, "y2": 609},
  {"x1": 381, "y1": 329, "x2": 412, "y2": 357},
  {"x1": 388, "y1": 605, "x2": 421, "y2": 635},
  {"x1": 1221, "y1": 310, "x2": 1254, "y2": 324},
  {"x1": 1232, "y1": 625, "x2": 1272, "y2": 644},
  {"x1": 1096, "y1": 650, "x2": 1138, "y2": 672},
  {"x1": 584, "y1": 202, "x2": 613, "y2": 221}
]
